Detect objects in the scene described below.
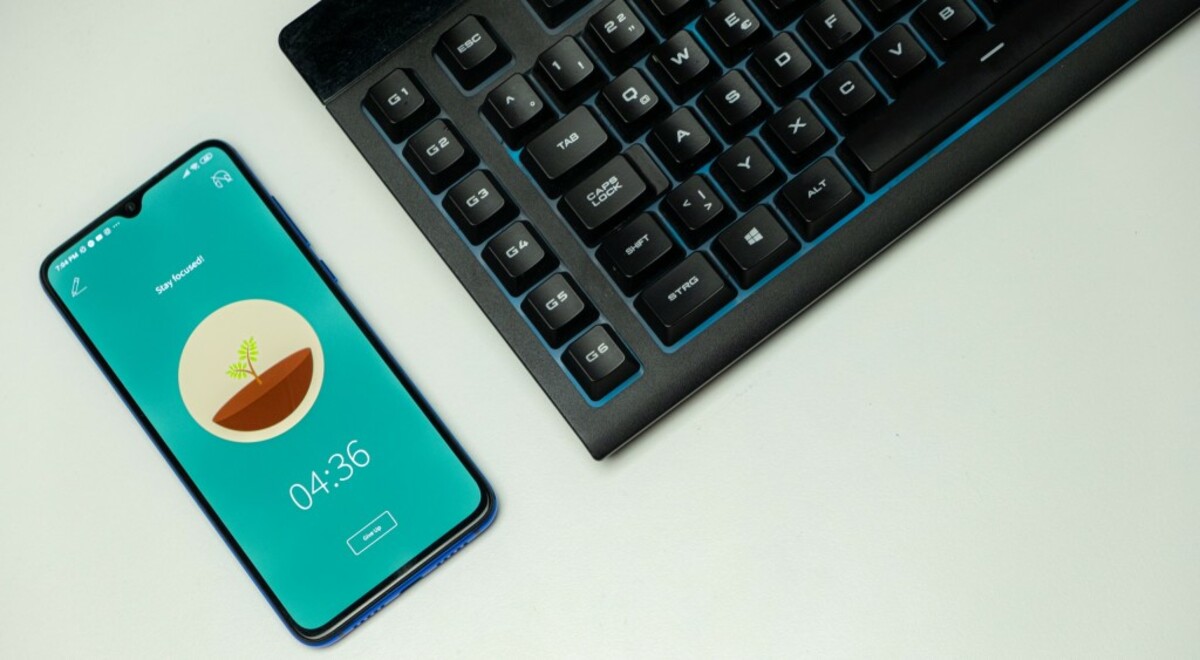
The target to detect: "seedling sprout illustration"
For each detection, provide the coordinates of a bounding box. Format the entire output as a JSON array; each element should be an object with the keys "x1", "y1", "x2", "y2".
[
  {"x1": 212, "y1": 334, "x2": 315, "y2": 433},
  {"x1": 226, "y1": 337, "x2": 263, "y2": 384}
]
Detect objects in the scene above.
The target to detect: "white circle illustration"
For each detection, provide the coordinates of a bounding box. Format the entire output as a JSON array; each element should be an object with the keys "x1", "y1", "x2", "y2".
[{"x1": 179, "y1": 300, "x2": 324, "y2": 443}]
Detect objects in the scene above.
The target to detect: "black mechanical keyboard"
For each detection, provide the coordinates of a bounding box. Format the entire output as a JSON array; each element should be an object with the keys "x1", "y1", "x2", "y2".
[{"x1": 281, "y1": 0, "x2": 1196, "y2": 458}]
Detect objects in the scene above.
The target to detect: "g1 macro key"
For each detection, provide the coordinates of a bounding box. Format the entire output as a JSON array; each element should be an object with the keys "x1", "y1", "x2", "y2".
[{"x1": 364, "y1": 69, "x2": 437, "y2": 143}]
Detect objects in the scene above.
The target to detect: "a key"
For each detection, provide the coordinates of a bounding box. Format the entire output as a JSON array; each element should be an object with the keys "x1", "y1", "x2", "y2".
[
  {"x1": 559, "y1": 155, "x2": 650, "y2": 243},
  {"x1": 750, "y1": 34, "x2": 818, "y2": 101},
  {"x1": 842, "y1": 0, "x2": 1124, "y2": 191},
  {"x1": 436, "y1": 16, "x2": 511, "y2": 89},
  {"x1": 700, "y1": 0, "x2": 768, "y2": 64},
  {"x1": 801, "y1": 0, "x2": 868, "y2": 62},
  {"x1": 522, "y1": 273, "x2": 597, "y2": 347},
  {"x1": 484, "y1": 75, "x2": 552, "y2": 146},
  {"x1": 663, "y1": 175, "x2": 732, "y2": 247},
  {"x1": 482, "y1": 222, "x2": 558, "y2": 294},
  {"x1": 636, "y1": 253, "x2": 736, "y2": 344},
  {"x1": 537, "y1": 37, "x2": 603, "y2": 106},
  {"x1": 815, "y1": 62, "x2": 882, "y2": 128},
  {"x1": 403, "y1": 120, "x2": 478, "y2": 193},
  {"x1": 763, "y1": 100, "x2": 832, "y2": 169},
  {"x1": 599, "y1": 69, "x2": 665, "y2": 138},
  {"x1": 523, "y1": 107, "x2": 615, "y2": 194},
  {"x1": 563, "y1": 325, "x2": 640, "y2": 400},
  {"x1": 648, "y1": 108, "x2": 717, "y2": 177},
  {"x1": 528, "y1": 0, "x2": 592, "y2": 27},
  {"x1": 588, "y1": 1, "x2": 653, "y2": 69},
  {"x1": 713, "y1": 138, "x2": 782, "y2": 209},
  {"x1": 649, "y1": 31, "x2": 717, "y2": 101},
  {"x1": 597, "y1": 213, "x2": 682, "y2": 294},
  {"x1": 777, "y1": 158, "x2": 863, "y2": 240},
  {"x1": 712, "y1": 206, "x2": 799, "y2": 287},
  {"x1": 864, "y1": 25, "x2": 931, "y2": 92},
  {"x1": 638, "y1": 0, "x2": 706, "y2": 30},
  {"x1": 700, "y1": 71, "x2": 767, "y2": 140},
  {"x1": 443, "y1": 171, "x2": 517, "y2": 243},
  {"x1": 365, "y1": 69, "x2": 438, "y2": 143},
  {"x1": 915, "y1": 0, "x2": 982, "y2": 55}
]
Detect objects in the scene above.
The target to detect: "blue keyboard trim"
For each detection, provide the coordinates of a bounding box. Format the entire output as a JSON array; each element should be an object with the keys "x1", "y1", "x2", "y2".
[
  {"x1": 625, "y1": 0, "x2": 1144, "y2": 351},
  {"x1": 362, "y1": 110, "x2": 645, "y2": 407},
  {"x1": 369, "y1": 0, "x2": 1141, "y2": 404}
]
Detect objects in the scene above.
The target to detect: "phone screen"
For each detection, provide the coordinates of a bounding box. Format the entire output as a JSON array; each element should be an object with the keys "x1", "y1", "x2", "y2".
[{"x1": 43, "y1": 144, "x2": 489, "y2": 634}]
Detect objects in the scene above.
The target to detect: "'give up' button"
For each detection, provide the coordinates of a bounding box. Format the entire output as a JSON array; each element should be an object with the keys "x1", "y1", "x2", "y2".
[{"x1": 346, "y1": 511, "x2": 398, "y2": 556}]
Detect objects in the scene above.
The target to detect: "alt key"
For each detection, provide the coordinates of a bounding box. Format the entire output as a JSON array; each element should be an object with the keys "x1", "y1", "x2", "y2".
[{"x1": 563, "y1": 325, "x2": 639, "y2": 400}]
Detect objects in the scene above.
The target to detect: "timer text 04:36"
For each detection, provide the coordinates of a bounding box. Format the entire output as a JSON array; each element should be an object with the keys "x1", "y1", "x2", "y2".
[{"x1": 289, "y1": 440, "x2": 371, "y2": 511}]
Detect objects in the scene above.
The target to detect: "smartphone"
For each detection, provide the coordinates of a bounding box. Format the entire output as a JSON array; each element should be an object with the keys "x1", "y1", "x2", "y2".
[{"x1": 40, "y1": 140, "x2": 496, "y2": 645}]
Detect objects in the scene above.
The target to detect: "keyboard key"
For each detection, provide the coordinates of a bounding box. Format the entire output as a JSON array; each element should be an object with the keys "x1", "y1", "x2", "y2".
[
  {"x1": 842, "y1": 0, "x2": 1115, "y2": 191},
  {"x1": 777, "y1": 158, "x2": 863, "y2": 240},
  {"x1": 663, "y1": 175, "x2": 732, "y2": 247},
  {"x1": 700, "y1": 71, "x2": 767, "y2": 140},
  {"x1": 914, "y1": 0, "x2": 981, "y2": 55},
  {"x1": 364, "y1": 69, "x2": 437, "y2": 143},
  {"x1": 625, "y1": 144, "x2": 672, "y2": 199},
  {"x1": 750, "y1": 34, "x2": 817, "y2": 101},
  {"x1": 560, "y1": 155, "x2": 650, "y2": 243},
  {"x1": 522, "y1": 273, "x2": 597, "y2": 347},
  {"x1": 563, "y1": 325, "x2": 639, "y2": 400},
  {"x1": 588, "y1": 1, "x2": 653, "y2": 69},
  {"x1": 527, "y1": 0, "x2": 591, "y2": 27},
  {"x1": 483, "y1": 222, "x2": 558, "y2": 294},
  {"x1": 636, "y1": 253, "x2": 736, "y2": 344},
  {"x1": 763, "y1": 100, "x2": 832, "y2": 169},
  {"x1": 714, "y1": 138, "x2": 782, "y2": 209},
  {"x1": 403, "y1": 120, "x2": 478, "y2": 193},
  {"x1": 801, "y1": 0, "x2": 868, "y2": 62},
  {"x1": 523, "y1": 107, "x2": 615, "y2": 194},
  {"x1": 816, "y1": 62, "x2": 882, "y2": 128},
  {"x1": 648, "y1": 108, "x2": 717, "y2": 177},
  {"x1": 649, "y1": 31, "x2": 717, "y2": 101},
  {"x1": 757, "y1": 0, "x2": 809, "y2": 25},
  {"x1": 436, "y1": 16, "x2": 511, "y2": 89},
  {"x1": 637, "y1": 0, "x2": 706, "y2": 30},
  {"x1": 713, "y1": 206, "x2": 798, "y2": 287},
  {"x1": 701, "y1": 0, "x2": 768, "y2": 64},
  {"x1": 599, "y1": 69, "x2": 665, "y2": 138},
  {"x1": 864, "y1": 25, "x2": 931, "y2": 92},
  {"x1": 443, "y1": 171, "x2": 517, "y2": 243},
  {"x1": 537, "y1": 37, "x2": 603, "y2": 106},
  {"x1": 858, "y1": 0, "x2": 919, "y2": 25},
  {"x1": 484, "y1": 75, "x2": 552, "y2": 146},
  {"x1": 598, "y1": 213, "x2": 682, "y2": 294}
]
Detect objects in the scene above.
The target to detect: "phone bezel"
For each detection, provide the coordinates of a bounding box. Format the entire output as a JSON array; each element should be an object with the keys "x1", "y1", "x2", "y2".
[{"x1": 38, "y1": 139, "x2": 497, "y2": 645}]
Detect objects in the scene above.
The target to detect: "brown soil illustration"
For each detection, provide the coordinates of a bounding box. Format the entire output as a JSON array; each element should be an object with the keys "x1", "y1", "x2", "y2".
[{"x1": 213, "y1": 348, "x2": 314, "y2": 432}]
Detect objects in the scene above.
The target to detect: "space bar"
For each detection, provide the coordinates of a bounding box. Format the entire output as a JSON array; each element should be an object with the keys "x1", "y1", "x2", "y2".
[{"x1": 841, "y1": 0, "x2": 1124, "y2": 192}]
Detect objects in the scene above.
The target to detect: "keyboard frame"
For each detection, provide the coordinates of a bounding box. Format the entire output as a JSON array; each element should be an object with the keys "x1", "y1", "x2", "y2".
[{"x1": 282, "y1": 0, "x2": 1197, "y2": 459}]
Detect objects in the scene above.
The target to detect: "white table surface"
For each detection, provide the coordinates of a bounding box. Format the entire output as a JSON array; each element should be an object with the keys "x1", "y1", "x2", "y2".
[{"x1": 2, "y1": 2, "x2": 1198, "y2": 657}]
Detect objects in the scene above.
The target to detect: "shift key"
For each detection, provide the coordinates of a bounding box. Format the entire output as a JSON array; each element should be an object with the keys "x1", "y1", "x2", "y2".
[
  {"x1": 522, "y1": 107, "x2": 614, "y2": 194},
  {"x1": 636, "y1": 253, "x2": 735, "y2": 345}
]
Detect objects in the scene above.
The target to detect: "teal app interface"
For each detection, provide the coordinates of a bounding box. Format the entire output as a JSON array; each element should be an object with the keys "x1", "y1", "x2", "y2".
[{"x1": 46, "y1": 147, "x2": 485, "y2": 630}]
